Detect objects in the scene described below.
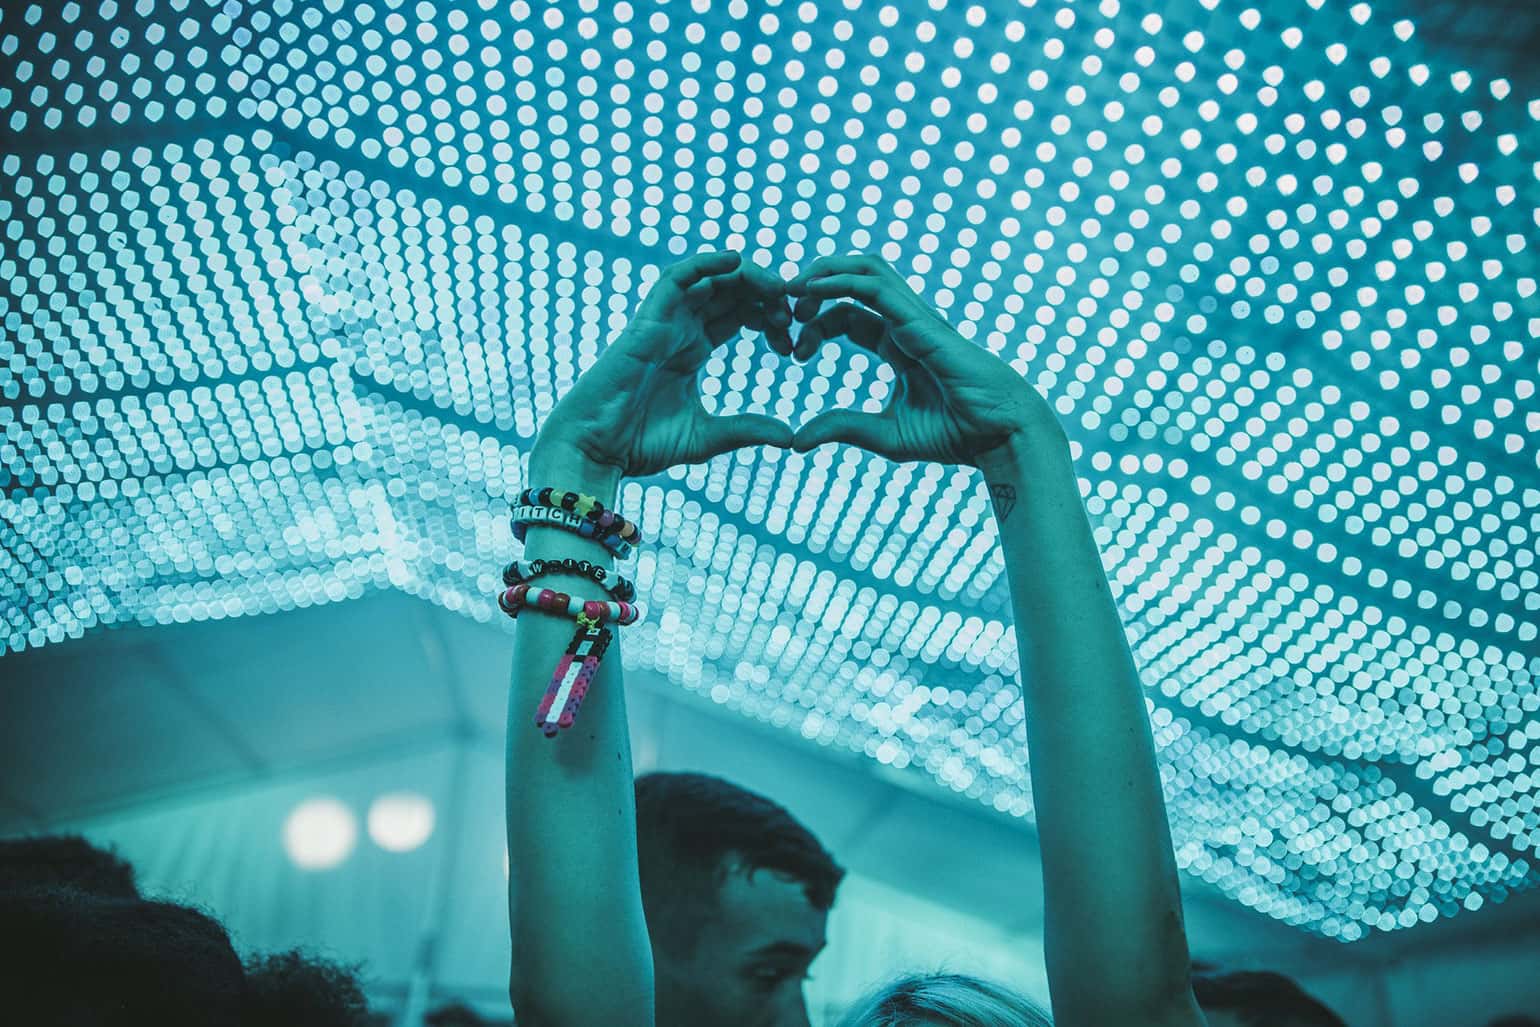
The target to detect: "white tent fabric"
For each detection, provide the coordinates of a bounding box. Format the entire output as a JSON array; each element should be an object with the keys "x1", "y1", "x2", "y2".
[{"x1": 4, "y1": 591, "x2": 1539, "y2": 1024}]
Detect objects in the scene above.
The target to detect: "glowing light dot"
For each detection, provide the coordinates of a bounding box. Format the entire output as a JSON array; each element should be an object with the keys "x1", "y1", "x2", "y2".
[{"x1": 284, "y1": 798, "x2": 359, "y2": 870}]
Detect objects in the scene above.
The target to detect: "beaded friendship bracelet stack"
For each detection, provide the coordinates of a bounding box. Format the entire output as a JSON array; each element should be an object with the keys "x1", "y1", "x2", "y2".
[{"x1": 502, "y1": 487, "x2": 647, "y2": 738}]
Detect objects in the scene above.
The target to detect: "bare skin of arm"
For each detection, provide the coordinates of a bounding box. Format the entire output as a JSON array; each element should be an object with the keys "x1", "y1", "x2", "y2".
[
  {"x1": 505, "y1": 252, "x2": 794, "y2": 1027},
  {"x1": 505, "y1": 447, "x2": 648, "y2": 1027},
  {"x1": 978, "y1": 436, "x2": 1206, "y2": 1027},
  {"x1": 786, "y1": 255, "x2": 1206, "y2": 1027}
]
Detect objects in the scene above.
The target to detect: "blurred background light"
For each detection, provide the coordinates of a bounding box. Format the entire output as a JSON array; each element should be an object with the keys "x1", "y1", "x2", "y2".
[
  {"x1": 367, "y1": 792, "x2": 436, "y2": 853},
  {"x1": 284, "y1": 796, "x2": 359, "y2": 870}
]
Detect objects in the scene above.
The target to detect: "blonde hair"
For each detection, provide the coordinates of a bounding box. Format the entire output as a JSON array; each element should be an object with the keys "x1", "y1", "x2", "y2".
[{"x1": 836, "y1": 971, "x2": 1053, "y2": 1027}]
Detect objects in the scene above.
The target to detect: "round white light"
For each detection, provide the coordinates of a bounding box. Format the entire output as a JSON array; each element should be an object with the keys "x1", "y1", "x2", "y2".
[
  {"x1": 283, "y1": 797, "x2": 358, "y2": 870},
  {"x1": 367, "y1": 792, "x2": 436, "y2": 853}
]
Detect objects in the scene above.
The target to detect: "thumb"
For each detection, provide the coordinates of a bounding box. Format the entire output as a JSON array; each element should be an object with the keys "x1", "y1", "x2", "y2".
[
  {"x1": 697, "y1": 413, "x2": 794, "y2": 459},
  {"x1": 792, "y1": 409, "x2": 892, "y2": 455}
]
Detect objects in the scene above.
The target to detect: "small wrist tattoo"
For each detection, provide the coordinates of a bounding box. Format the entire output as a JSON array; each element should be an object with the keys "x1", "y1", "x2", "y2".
[{"x1": 989, "y1": 483, "x2": 1017, "y2": 523}]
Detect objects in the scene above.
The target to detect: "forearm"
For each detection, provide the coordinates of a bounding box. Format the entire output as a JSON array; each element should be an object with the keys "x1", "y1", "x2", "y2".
[
  {"x1": 980, "y1": 433, "x2": 1198, "y2": 1025},
  {"x1": 506, "y1": 441, "x2": 653, "y2": 1026}
]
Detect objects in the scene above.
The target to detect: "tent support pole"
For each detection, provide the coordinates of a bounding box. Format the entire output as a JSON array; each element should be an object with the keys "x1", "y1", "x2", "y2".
[{"x1": 397, "y1": 739, "x2": 471, "y2": 1026}]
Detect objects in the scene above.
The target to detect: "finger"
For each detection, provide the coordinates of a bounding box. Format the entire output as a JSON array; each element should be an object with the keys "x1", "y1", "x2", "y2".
[
  {"x1": 794, "y1": 302, "x2": 887, "y2": 362},
  {"x1": 792, "y1": 294, "x2": 824, "y2": 324},
  {"x1": 687, "y1": 267, "x2": 794, "y2": 355},
  {"x1": 692, "y1": 279, "x2": 787, "y2": 329},
  {"x1": 705, "y1": 311, "x2": 747, "y2": 346},
  {"x1": 754, "y1": 291, "x2": 794, "y2": 356},
  {"x1": 697, "y1": 412, "x2": 794, "y2": 459},
  {"x1": 661, "y1": 250, "x2": 742, "y2": 298},
  {"x1": 792, "y1": 409, "x2": 895, "y2": 456},
  {"x1": 684, "y1": 261, "x2": 787, "y2": 309},
  {"x1": 704, "y1": 306, "x2": 790, "y2": 351},
  {"x1": 797, "y1": 274, "x2": 948, "y2": 368},
  {"x1": 798, "y1": 273, "x2": 883, "y2": 308},
  {"x1": 796, "y1": 274, "x2": 907, "y2": 341},
  {"x1": 790, "y1": 255, "x2": 929, "y2": 332},
  {"x1": 786, "y1": 254, "x2": 885, "y2": 293},
  {"x1": 765, "y1": 299, "x2": 792, "y2": 331},
  {"x1": 735, "y1": 260, "x2": 792, "y2": 308},
  {"x1": 622, "y1": 253, "x2": 746, "y2": 352},
  {"x1": 694, "y1": 287, "x2": 761, "y2": 324}
]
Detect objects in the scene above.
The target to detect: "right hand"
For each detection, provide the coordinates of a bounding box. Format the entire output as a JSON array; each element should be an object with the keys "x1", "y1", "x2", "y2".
[{"x1": 536, "y1": 251, "x2": 797, "y2": 479}]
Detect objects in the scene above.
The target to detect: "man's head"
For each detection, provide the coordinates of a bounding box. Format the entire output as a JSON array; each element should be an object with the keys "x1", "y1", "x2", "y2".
[
  {"x1": 635, "y1": 772, "x2": 844, "y2": 1027},
  {"x1": 1192, "y1": 971, "x2": 1347, "y2": 1027}
]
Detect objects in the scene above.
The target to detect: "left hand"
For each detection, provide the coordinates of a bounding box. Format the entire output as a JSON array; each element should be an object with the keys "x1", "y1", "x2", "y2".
[
  {"x1": 785, "y1": 255, "x2": 1063, "y2": 468},
  {"x1": 536, "y1": 251, "x2": 796, "y2": 480}
]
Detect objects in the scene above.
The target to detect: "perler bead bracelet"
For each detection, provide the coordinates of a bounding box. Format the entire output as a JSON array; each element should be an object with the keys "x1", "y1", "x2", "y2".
[
  {"x1": 497, "y1": 580, "x2": 643, "y2": 738},
  {"x1": 532, "y1": 614, "x2": 612, "y2": 737}
]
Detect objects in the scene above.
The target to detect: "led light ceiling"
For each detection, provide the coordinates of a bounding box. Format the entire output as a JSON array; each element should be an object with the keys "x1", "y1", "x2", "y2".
[{"x1": 1, "y1": 0, "x2": 1537, "y2": 942}]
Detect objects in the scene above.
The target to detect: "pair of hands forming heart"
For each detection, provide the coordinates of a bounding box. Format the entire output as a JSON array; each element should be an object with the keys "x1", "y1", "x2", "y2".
[{"x1": 536, "y1": 251, "x2": 1063, "y2": 480}]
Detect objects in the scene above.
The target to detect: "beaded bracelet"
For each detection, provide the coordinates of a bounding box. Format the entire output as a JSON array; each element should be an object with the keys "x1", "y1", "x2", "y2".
[
  {"x1": 503, "y1": 558, "x2": 637, "y2": 603},
  {"x1": 517, "y1": 487, "x2": 644, "y2": 546},
  {"x1": 510, "y1": 504, "x2": 636, "y2": 561},
  {"x1": 497, "y1": 584, "x2": 646, "y2": 737},
  {"x1": 497, "y1": 584, "x2": 644, "y2": 626}
]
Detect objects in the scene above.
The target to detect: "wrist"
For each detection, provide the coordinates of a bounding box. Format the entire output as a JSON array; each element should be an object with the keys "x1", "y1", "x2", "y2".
[
  {"x1": 972, "y1": 421, "x2": 1091, "y2": 540},
  {"x1": 973, "y1": 418, "x2": 1072, "y2": 484},
  {"x1": 528, "y1": 435, "x2": 624, "y2": 504}
]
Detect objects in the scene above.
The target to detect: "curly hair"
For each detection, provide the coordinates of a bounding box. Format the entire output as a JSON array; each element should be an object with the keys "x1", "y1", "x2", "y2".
[
  {"x1": 1, "y1": 886, "x2": 245, "y2": 1027},
  {"x1": 1, "y1": 881, "x2": 373, "y2": 1026},
  {"x1": 0, "y1": 834, "x2": 139, "y2": 898},
  {"x1": 243, "y1": 949, "x2": 371, "y2": 1027}
]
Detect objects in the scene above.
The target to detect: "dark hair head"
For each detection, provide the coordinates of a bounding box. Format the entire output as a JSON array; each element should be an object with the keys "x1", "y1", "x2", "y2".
[
  {"x1": 0, "y1": 834, "x2": 139, "y2": 898},
  {"x1": 1487, "y1": 1017, "x2": 1540, "y2": 1027},
  {"x1": 243, "y1": 949, "x2": 370, "y2": 1027},
  {"x1": 634, "y1": 772, "x2": 843, "y2": 955},
  {"x1": 1, "y1": 886, "x2": 245, "y2": 1027},
  {"x1": 1192, "y1": 971, "x2": 1346, "y2": 1027}
]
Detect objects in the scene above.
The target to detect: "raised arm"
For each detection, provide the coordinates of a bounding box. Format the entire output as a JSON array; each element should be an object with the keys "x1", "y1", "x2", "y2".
[
  {"x1": 786, "y1": 255, "x2": 1205, "y2": 1027},
  {"x1": 976, "y1": 433, "x2": 1203, "y2": 1027},
  {"x1": 505, "y1": 251, "x2": 794, "y2": 1027},
  {"x1": 506, "y1": 445, "x2": 642, "y2": 1026}
]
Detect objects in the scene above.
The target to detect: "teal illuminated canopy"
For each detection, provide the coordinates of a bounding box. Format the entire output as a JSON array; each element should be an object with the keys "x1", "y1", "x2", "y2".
[{"x1": 2, "y1": 0, "x2": 1538, "y2": 943}]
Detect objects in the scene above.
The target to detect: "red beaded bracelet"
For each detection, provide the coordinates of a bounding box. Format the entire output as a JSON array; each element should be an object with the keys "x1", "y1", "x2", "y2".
[{"x1": 497, "y1": 583, "x2": 643, "y2": 626}]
